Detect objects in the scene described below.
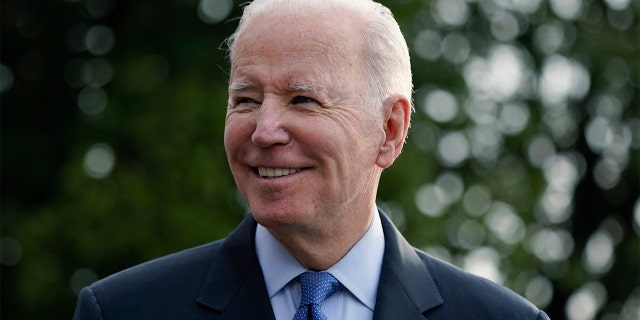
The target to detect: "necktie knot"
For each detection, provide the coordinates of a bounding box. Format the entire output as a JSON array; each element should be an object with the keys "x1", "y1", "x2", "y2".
[{"x1": 293, "y1": 271, "x2": 340, "y2": 320}]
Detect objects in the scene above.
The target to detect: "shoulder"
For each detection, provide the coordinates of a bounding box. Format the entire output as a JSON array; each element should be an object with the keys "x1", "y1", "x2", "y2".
[
  {"x1": 74, "y1": 216, "x2": 262, "y2": 319},
  {"x1": 414, "y1": 249, "x2": 549, "y2": 319},
  {"x1": 94, "y1": 240, "x2": 223, "y2": 294},
  {"x1": 75, "y1": 240, "x2": 225, "y2": 319}
]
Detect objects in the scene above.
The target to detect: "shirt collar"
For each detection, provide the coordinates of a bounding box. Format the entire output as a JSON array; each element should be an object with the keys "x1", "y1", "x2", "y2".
[
  {"x1": 255, "y1": 208, "x2": 385, "y2": 310},
  {"x1": 255, "y1": 223, "x2": 307, "y2": 298}
]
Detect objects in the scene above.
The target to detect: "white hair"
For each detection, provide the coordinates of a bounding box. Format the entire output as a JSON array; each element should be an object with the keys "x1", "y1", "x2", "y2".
[{"x1": 225, "y1": 0, "x2": 413, "y2": 111}]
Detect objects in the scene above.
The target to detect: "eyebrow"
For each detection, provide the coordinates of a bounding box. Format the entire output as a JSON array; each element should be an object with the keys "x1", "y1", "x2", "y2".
[
  {"x1": 229, "y1": 82, "x2": 253, "y2": 92},
  {"x1": 289, "y1": 83, "x2": 317, "y2": 93},
  {"x1": 290, "y1": 83, "x2": 328, "y2": 99},
  {"x1": 229, "y1": 82, "x2": 321, "y2": 95}
]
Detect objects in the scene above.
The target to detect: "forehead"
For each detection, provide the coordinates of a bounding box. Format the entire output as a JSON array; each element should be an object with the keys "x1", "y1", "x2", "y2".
[
  {"x1": 230, "y1": 9, "x2": 363, "y2": 80},
  {"x1": 236, "y1": 6, "x2": 360, "y2": 48}
]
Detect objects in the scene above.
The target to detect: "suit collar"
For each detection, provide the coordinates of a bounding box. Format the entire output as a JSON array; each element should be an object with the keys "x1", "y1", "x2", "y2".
[
  {"x1": 194, "y1": 211, "x2": 443, "y2": 319},
  {"x1": 196, "y1": 215, "x2": 275, "y2": 319},
  {"x1": 373, "y1": 211, "x2": 443, "y2": 319}
]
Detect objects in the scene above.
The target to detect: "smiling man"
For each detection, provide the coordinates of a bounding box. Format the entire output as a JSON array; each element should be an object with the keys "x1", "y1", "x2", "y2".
[
  {"x1": 224, "y1": 3, "x2": 403, "y2": 274},
  {"x1": 73, "y1": 1, "x2": 549, "y2": 319}
]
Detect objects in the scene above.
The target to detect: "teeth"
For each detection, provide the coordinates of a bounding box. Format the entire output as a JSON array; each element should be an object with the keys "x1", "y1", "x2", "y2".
[{"x1": 258, "y1": 167, "x2": 300, "y2": 178}]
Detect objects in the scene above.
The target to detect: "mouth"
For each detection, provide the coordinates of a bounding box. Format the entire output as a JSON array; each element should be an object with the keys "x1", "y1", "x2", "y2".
[{"x1": 255, "y1": 167, "x2": 303, "y2": 179}]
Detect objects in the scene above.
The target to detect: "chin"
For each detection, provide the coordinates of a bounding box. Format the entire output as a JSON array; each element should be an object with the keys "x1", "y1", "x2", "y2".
[{"x1": 251, "y1": 206, "x2": 308, "y2": 229}]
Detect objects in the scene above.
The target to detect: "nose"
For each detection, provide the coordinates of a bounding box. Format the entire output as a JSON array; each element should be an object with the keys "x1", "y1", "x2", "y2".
[{"x1": 251, "y1": 103, "x2": 291, "y2": 147}]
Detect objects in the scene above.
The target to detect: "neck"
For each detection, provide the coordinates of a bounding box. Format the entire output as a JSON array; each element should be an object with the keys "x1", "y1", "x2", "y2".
[{"x1": 267, "y1": 204, "x2": 375, "y2": 271}]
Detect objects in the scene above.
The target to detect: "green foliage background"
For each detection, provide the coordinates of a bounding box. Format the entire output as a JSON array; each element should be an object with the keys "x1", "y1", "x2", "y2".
[{"x1": 1, "y1": 0, "x2": 638, "y2": 319}]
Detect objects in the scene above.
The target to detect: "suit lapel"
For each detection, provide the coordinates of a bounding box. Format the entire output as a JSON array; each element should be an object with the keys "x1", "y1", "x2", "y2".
[
  {"x1": 373, "y1": 211, "x2": 444, "y2": 319},
  {"x1": 193, "y1": 211, "x2": 443, "y2": 319},
  {"x1": 196, "y1": 216, "x2": 276, "y2": 320}
]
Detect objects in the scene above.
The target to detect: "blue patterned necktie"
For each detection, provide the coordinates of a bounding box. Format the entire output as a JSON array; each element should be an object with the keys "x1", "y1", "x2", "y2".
[{"x1": 292, "y1": 271, "x2": 340, "y2": 320}]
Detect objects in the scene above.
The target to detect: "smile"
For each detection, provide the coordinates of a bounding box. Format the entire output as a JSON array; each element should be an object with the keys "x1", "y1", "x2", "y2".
[{"x1": 258, "y1": 167, "x2": 301, "y2": 178}]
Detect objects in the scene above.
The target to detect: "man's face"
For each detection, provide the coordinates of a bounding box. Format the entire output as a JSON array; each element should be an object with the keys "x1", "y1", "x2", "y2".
[{"x1": 223, "y1": 11, "x2": 387, "y2": 233}]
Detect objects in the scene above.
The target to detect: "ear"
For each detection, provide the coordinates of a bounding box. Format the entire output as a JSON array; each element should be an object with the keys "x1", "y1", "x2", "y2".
[{"x1": 376, "y1": 94, "x2": 411, "y2": 169}]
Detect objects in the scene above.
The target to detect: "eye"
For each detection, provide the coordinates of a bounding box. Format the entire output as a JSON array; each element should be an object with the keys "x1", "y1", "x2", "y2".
[
  {"x1": 291, "y1": 96, "x2": 315, "y2": 104},
  {"x1": 233, "y1": 97, "x2": 260, "y2": 108}
]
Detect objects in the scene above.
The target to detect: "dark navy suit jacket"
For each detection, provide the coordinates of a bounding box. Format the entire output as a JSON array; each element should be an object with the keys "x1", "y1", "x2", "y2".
[{"x1": 73, "y1": 211, "x2": 550, "y2": 319}]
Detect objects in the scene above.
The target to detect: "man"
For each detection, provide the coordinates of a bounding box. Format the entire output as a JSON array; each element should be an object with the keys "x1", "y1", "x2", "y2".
[{"x1": 74, "y1": 0, "x2": 550, "y2": 319}]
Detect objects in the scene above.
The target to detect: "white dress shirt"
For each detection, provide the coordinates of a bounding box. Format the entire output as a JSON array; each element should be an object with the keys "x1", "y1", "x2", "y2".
[{"x1": 255, "y1": 209, "x2": 385, "y2": 320}]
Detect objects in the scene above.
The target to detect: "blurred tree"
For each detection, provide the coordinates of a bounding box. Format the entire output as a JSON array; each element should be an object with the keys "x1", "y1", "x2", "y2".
[{"x1": 1, "y1": 0, "x2": 638, "y2": 319}]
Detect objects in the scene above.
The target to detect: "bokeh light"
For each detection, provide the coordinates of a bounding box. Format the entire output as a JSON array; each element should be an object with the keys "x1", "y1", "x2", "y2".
[
  {"x1": 604, "y1": 0, "x2": 632, "y2": 10},
  {"x1": 607, "y1": 7, "x2": 635, "y2": 30},
  {"x1": 490, "y1": 11, "x2": 520, "y2": 42},
  {"x1": 435, "y1": 171, "x2": 464, "y2": 204},
  {"x1": 423, "y1": 88, "x2": 459, "y2": 123},
  {"x1": 464, "y1": 44, "x2": 527, "y2": 102},
  {"x1": 527, "y1": 135, "x2": 557, "y2": 168},
  {"x1": 437, "y1": 131, "x2": 469, "y2": 167},
  {"x1": 415, "y1": 183, "x2": 447, "y2": 217},
  {"x1": 198, "y1": 0, "x2": 233, "y2": 24},
  {"x1": 620, "y1": 287, "x2": 640, "y2": 320},
  {"x1": 441, "y1": 32, "x2": 470, "y2": 64},
  {"x1": 549, "y1": 0, "x2": 584, "y2": 21},
  {"x1": 70, "y1": 268, "x2": 99, "y2": 295},
  {"x1": 539, "y1": 55, "x2": 590, "y2": 106},
  {"x1": 0, "y1": 236, "x2": 23, "y2": 266},
  {"x1": 446, "y1": 216, "x2": 486, "y2": 249},
  {"x1": 462, "y1": 184, "x2": 492, "y2": 217},
  {"x1": 78, "y1": 86, "x2": 108, "y2": 115},
  {"x1": 534, "y1": 20, "x2": 566, "y2": 54},
  {"x1": 582, "y1": 230, "x2": 615, "y2": 275},
  {"x1": 527, "y1": 228, "x2": 574, "y2": 263},
  {"x1": 0, "y1": 64, "x2": 13, "y2": 94},
  {"x1": 82, "y1": 143, "x2": 116, "y2": 179},
  {"x1": 85, "y1": 25, "x2": 115, "y2": 56},
  {"x1": 413, "y1": 29, "x2": 441, "y2": 61},
  {"x1": 565, "y1": 282, "x2": 607, "y2": 320},
  {"x1": 498, "y1": 102, "x2": 530, "y2": 135},
  {"x1": 432, "y1": 0, "x2": 468, "y2": 27},
  {"x1": 85, "y1": 0, "x2": 115, "y2": 19},
  {"x1": 462, "y1": 247, "x2": 503, "y2": 284},
  {"x1": 524, "y1": 274, "x2": 554, "y2": 309},
  {"x1": 484, "y1": 202, "x2": 525, "y2": 245}
]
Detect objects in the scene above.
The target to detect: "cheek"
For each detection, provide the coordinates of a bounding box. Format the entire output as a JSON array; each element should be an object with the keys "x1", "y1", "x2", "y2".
[
  {"x1": 223, "y1": 126, "x2": 236, "y2": 157},
  {"x1": 347, "y1": 116, "x2": 384, "y2": 148},
  {"x1": 224, "y1": 116, "x2": 254, "y2": 154},
  {"x1": 314, "y1": 118, "x2": 374, "y2": 155}
]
